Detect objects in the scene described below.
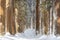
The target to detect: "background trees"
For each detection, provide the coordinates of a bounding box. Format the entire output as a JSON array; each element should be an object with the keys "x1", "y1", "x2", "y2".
[{"x1": 0, "y1": 0, "x2": 59, "y2": 35}]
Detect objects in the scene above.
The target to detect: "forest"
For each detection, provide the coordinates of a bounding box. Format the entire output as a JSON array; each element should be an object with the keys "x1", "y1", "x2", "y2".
[{"x1": 0, "y1": 0, "x2": 60, "y2": 36}]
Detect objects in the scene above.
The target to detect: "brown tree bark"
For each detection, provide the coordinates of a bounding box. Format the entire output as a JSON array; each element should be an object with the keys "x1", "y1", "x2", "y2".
[
  {"x1": 36, "y1": 0, "x2": 40, "y2": 34},
  {"x1": 0, "y1": 0, "x2": 5, "y2": 35},
  {"x1": 10, "y1": 0, "x2": 16, "y2": 35},
  {"x1": 55, "y1": 0, "x2": 60, "y2": 35},
  {"x1": 6, "y1": 0, "x2": 16, "y2": 35}
]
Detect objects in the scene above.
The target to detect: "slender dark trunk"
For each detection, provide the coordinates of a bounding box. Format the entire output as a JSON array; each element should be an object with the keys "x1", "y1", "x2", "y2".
[{"x1": 36, "y1": 0, "x2": 40, "y2": 34}]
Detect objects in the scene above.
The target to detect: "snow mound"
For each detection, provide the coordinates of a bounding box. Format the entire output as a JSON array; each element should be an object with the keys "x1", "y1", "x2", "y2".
[
  {"x1": 24, "y1": 28, "x2": 36, "y2": 38},
  {"x1": 4, "y1": 32, "x2": 11, "y2": 36},
  {"x1": 57, "y1": 36, "x2": 60, "y2": 40},
  {"x1": 47, "y1": 35, "x2": 57, "y2": 40}
]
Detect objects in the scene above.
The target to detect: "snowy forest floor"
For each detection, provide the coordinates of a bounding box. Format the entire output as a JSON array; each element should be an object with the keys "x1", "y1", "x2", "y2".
[{"x1": 0, "y1": 28, "x2": 60, "y2": 40}]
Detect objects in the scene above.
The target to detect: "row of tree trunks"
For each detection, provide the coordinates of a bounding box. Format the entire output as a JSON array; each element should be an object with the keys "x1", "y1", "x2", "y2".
[
  {"x1": 36, "y1": 0, "x2": 55, "y2": 35},
  {"x1": 0, "y1": 0, "x2": 60, "y2": 35},
  {"x1": 5, "y1": 0, "x2": 60, "y2": 35}
]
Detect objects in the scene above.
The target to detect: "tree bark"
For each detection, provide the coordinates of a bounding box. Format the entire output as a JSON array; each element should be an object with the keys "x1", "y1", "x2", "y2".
[
  {"x1": 6, "y1": 0, "x2": 16, "y2": 35},
  {"x1": 55, "y1": 0, "x2": 60, "y2": 35},
  {"x1": 0, "y1": 0, "x2": 5, "y2": 35},
  {"x1": 36, "y1": 0, "x2": 40, "y2": 34}
]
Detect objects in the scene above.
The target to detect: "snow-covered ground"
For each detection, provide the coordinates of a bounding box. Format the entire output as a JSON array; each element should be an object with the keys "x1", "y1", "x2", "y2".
[{"x1": 0, "y1": 28, "x2": 60, "y2": 40}]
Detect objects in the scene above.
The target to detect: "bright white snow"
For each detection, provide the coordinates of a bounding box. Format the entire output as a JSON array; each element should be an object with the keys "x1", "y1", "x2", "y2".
[{"x1": 0, "y1": 29, "x2": 60, "y2": 40}]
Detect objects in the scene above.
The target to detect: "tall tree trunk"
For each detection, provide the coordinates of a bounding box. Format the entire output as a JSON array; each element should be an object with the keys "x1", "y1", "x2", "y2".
[
  {"x1": 10, "y1": 0, "x2": 16, "y2": 35},
  {"x1": 0, "y1": 0, "x2": 5, "y2": 35},
  {"x1": 55, "y1": 0, "x2": 60, "y2": 35},
  {"x1": 36, "y1": 0, "x2": 40, "y2": 34},
  {"x1": 6, "y1": 0, "x2": 16, "y2": 35}
]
